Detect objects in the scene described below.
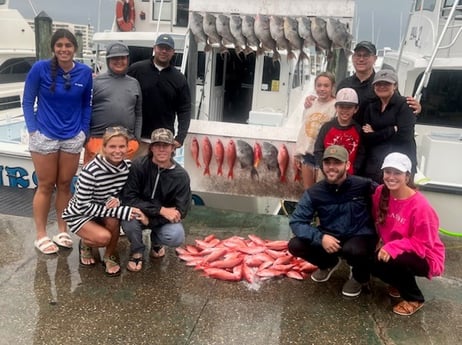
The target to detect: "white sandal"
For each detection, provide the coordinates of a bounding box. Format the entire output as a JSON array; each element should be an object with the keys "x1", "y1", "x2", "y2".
[
  {"x1": 52, "y1": 233, "x2": 73, "y2": 248},
  {"x1": 34, "y1": 236, "x2": 59, "y2": 254}
]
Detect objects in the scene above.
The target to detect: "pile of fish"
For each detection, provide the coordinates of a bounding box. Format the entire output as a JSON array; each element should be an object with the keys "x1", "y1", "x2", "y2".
[
  {"x1": 190, "y1": 135, "x2": 300, "y2": 182},
  {"x1": 189, "y1": 12, "x2": 353, "y2": 60},
  {"x1": 176, "y1": 234, "x2": 317, "y2": 283}
]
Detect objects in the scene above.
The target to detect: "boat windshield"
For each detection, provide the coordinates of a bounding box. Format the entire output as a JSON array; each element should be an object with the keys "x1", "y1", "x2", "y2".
[{"x1": 416, "y1": 70, "x2": 462, "y2": 128}]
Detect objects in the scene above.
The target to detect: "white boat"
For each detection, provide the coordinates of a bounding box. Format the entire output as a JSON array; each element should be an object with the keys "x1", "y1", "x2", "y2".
[{"x1": 1, "y1": 0, "x2": 460, "y2": 234}]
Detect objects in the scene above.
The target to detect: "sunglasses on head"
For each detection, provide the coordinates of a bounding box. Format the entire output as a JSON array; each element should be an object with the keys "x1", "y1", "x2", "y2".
[
  {"x1": 63, "y1": 73, "x2": 71, "y2": 90},
  {"x1": 105, "y1": 126, "x2": 129, "y2": 135}
]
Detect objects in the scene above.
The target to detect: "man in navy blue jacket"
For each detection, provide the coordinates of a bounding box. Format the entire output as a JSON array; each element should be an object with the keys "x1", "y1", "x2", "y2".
[{"x1": 289, "y1": 145, "x2": 377, "y2": 297}]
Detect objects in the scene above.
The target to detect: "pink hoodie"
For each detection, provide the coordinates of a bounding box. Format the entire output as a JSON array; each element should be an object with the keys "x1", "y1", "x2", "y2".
[{"x1": 372, "y1": 185, "x2": 445, "y2": 278}]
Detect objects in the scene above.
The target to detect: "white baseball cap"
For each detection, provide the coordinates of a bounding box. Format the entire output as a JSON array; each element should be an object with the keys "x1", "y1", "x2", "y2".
[
  {"x1": 381, "y1": 152, "x2": 412, "y2": 173},
  {"x1": 335, "y1": 88, "x2": 359, "y2": 105}
]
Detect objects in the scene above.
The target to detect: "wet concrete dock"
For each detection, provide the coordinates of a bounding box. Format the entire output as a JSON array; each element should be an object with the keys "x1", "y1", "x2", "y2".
[{"x1": 1, "y1": 188, "x2": 462, "y2": 345}]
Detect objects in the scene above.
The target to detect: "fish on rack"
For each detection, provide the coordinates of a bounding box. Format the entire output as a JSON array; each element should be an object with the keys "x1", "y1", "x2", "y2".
[
  {"x1": 225, "y1": 139, "x2": 237, "y2": 179},
  {"x1": 189, "y1": 12, "x2": 211, "y2": 51},
  {"x1": 214, "y1": 138, "x2": 225, "y2": 176},
  {"x1": 262, "y1": 141, "x2": 280, "y2": 175},
  {"x1": 311, "y1": 17, "x2": 333, "y2": 58},
  {"x1": 326, "y1": 17, "x2": 353, "y2": 57},
  {"x1": 229, "y1": 15, "x2": 252, "y2": 56},
  {"x1": 283, "y1": 16, "x2": 309, "y2": 62},
  {"x1": 254, "y1": 14, "x2": 281, "y2": 61},
  {"x1": 236, "y1": 139, "x2": 258, "y2": 180},
  {"x1": 216, "y1": 14, "x2": 235, "y2": 47},
  {"x1": 277, "y1": 143, "x2": 289, "y2": 183},
  {"x1": 297, "y1": 16, "x2": 317, "y2": 51},
  {"x1": 270, "y1": 15, "x2": 294, "y2": 60},
  {"x1": 242, "y1": 15, "x2": 261, "y2": 53},
  {"x1": 190, "y1": 137, "x2": 201, "y2": 168},
  {"x1": 203, "y1": 13, "x2": 223, "y2": 47},
  {"x1": 201, "y1": 136, "x2": 213, "y2": 176}
]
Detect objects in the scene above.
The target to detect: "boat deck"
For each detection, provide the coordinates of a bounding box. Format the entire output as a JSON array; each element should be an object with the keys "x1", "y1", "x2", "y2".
[{"x1": 1, "y1": 186, "x2": 461, "y2": 345}]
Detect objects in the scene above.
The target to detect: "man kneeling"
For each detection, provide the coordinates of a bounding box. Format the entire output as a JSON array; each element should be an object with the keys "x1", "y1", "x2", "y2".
[{"x1": 288, "y1": 145, "x2": 377, "y2": 297}]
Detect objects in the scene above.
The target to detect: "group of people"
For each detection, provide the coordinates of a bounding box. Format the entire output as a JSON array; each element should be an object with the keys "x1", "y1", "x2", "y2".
[
  {"x1": 23, "y1": 28, "x2": 444, "y2": 316},
  {"x1": 292, "y1": 41, "x2": 445, "y2": 316},
  {"x1": 23, "y1": 29, "x2": 191, "y2": 276}
]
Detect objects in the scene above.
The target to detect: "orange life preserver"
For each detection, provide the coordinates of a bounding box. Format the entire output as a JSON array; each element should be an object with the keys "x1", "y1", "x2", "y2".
[{"x1": 116, "y1": 0, "x2": 135, "y2": 32}]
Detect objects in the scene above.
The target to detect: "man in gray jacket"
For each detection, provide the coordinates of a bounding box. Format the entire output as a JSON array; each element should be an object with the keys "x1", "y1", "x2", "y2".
[{"x1": 84, "y1": 42, "x2": 142, "y2": 163}]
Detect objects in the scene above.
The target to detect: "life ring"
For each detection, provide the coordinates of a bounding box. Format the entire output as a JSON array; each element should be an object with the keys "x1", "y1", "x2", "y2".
[{"x1": 116, "y1": 0, "x2": 135, "y2": 32}]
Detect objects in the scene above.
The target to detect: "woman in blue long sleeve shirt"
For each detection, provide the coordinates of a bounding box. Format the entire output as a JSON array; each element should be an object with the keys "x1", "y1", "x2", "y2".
[{"x1": 22, "y1": 29, "x2": 93, "y2": 254}]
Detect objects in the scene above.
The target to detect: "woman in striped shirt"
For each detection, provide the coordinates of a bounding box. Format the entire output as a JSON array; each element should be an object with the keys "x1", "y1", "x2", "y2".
[{"x1": 63, "y1": 126, "x2": 144, "y2": 276}]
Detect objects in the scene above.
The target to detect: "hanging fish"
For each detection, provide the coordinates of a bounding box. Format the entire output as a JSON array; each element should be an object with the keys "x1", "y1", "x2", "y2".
[
  {"x1": 214, "y1": 139, "x2": 225, "y2": 176},
  {"x1": 236, "y1": 140, "x2": 258, "y2": 180},
  {"x1": 229, "y1": 15, "x2": 252, "y2": 55},
  {"x1": 326, "y1": 17, "x2": 353, "y2": 56},
  {"x1": 278, "y1": 144, "x2": 289, "y2": 183},
  {"x1": 216, "y1": 14, "x2": 235, "y2": 46},
  {"x1": 283, "y1": 16, "x2": 309, "y2": 62},
  {"x1": 242, "y1": 15, "x2": 261, "y2": 52},
  {"x1": 203, "y1": 13, "x2": 222, "y2": 46},
  {"x1": 262, "y1": 142, "x2": 279, "y2": 172},
  {"x1": 270, "y1": 15, "x2": 294, "y2": 60},
  {"x1": 189, "y1": 12, "x2": 211, "y2": 51},
  {"x1": 201, "y1": 136, "x2": 212, "y2": 176},
  {"x1": 297, "y1": 17, "x2": 317, "y2": 50},
  {"x1": 226, "y1": 139, "x2": 237, "y2": 179},
  {"x1": 311, "y1": 17, "x2": 332, "y2": 57},
  {"x1": 253, "y1": 142, "x2": 262, "y2": 169},
  {"x1": 254, "y1": 14, "x2": 280, "y2": 61},
  {"x1": 190, "y1": 137, "x2": 201, "y2": 168}
]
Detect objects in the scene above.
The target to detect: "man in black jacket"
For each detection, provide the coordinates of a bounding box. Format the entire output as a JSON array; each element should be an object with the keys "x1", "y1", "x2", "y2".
[
  {"x1": 121, "y1": 128, "x2": 191, "y2": 272},
  {"x1": 289, "y1": 145, "x2": 377, "y2": 297},
  {"x1": 128, "y1": 34, "x2": 191, "y2": 156}
]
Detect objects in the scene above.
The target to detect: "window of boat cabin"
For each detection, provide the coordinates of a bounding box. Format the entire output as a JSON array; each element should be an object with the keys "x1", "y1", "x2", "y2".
[
  {"x1": 415, "y1": 70, "x2": 462, "y2": 128},
  {"x1": 261, "y1": 56, "x2": 280, "y2": 91},
  {"x1": 152, "y1": 0, "x2": 172, "y2": 21},
  {"x1": 151, "y1": 0, "x2": 189, "y2": 27},
  {"x1": 442, "y1": 0, "x2": 462, "y2": 17},
  {"x1": 415, "y1": 0, "x2": 436, "y2": 11}
]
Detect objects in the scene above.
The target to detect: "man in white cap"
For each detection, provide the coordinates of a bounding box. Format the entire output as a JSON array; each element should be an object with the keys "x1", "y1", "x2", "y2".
[
  {"x1": 289, "y1": 145, "x2": 378, "y2": 298},
  {"x1": 128, "y1": 34, "x2": 191, "y2": 157}
]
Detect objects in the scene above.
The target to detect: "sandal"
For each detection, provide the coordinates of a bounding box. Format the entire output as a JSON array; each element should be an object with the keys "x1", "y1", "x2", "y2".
[
  {"x1": 103, "y1": 255, "x2": 121, "y2": 277},
  {"x1": 52, "y1": 232, "x2": 73, "y2": 248},
  {"x1": 150, "y1": 245, "x2": 165, "y2": 258},
  {"x1": 127, "y1": 255, "x2": 143, "y2": 272},
  {"x1": 34, "y1": 236, "x2": 59, "y2": 254},
  {"x1": 393, "y1": 300, "x2": 424, "y2": 316},
  {"x1": 79, "y1": 240, "x2": 96, "y2": 267}
]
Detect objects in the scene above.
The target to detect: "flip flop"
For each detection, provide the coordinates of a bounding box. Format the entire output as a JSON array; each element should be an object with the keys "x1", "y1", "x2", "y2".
[
  {"x1": 127, "y1": 255, "x2": 143, "y2": 272},
  {"x1": 34, "y1": 236, "x2": 59, "y2": 254},
  {"x1": 52, "y1": 233, "x2": 73, "y2": 249},
  {"x1": 393, "y1": 300, "x2": 424, "y2": 316}
]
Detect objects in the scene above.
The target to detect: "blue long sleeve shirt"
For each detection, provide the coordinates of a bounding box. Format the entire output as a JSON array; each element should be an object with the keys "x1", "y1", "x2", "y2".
[{"x1": 22, "y1": 59, "x2": 93, "y2": 139}]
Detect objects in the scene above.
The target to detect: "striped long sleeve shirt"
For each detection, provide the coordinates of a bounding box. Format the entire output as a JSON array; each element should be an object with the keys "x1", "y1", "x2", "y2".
[{"x1": 63, "y1": 155, "x2": 132, "y2": 233}]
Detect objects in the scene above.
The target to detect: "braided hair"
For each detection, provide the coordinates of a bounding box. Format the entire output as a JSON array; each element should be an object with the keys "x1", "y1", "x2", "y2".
[{"x1": 49, "y1": 29, "x2": 78, "y2": 93}]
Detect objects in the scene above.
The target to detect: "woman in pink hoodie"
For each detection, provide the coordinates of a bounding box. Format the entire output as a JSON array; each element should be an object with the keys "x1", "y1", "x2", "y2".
[{"x1": 371, "y1": 152, "x2": 445, "y2": 316}]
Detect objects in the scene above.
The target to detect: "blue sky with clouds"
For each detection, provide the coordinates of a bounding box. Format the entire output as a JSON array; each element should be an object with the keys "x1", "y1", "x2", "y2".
[{"x1": 9, "y1": 0, "x2": 413, "y2": 49}]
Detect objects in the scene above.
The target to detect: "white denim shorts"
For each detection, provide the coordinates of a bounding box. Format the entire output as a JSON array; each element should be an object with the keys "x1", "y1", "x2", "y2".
[{"x1": 29, "y1": 130, "x2": 85, "y2": 155}]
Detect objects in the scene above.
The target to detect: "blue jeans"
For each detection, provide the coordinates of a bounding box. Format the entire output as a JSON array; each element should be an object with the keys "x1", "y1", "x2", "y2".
[{"x1": 121, "y1": 219, "x2": 185, "y2": 255}]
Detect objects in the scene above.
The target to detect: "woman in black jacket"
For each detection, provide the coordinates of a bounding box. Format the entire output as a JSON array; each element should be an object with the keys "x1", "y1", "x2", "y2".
[{"x1": 361, "y1": 69, "x2": 417, "y2": 183}]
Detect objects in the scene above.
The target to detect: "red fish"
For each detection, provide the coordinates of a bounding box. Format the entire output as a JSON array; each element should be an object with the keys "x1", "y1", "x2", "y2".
[
  {"x1": 214, "y1": 139, "x2": 225, "y2": 176},
  {"x1": 190, "y1": 137, "x2": 201, "y2": 168},
  {"x1": 286, "y1": 270, "x2": 306, "y2": 280},
  {"x1": 265, "y1": 240, "x2": 288, "y2": 251},
  {"x1": 225, "y1": 139, "x2": 237, "y2": 179},
  {"x1": 253, "y1": 142, "x2": 262, "y2": 169},
  {"x1": 248, "y1": 234, "x2": 266, "y2": 246},
  {"x1": 293, "y1": 157, "x2": 302, "y2": 182},
  {"x1": 242, "y1": 263, "x2": 255, "y2": 283},
  {"x1": 203, "y1": 248, "x2": 228, "y2": 263},
  {"x1": 203, "y1": 268, "x2": 241, "y2": 281},
  {"x1": 202, "y1": 136, "x2": 212, "y2": 175},
  {"x1": 277, "y1": 144, "x2": 289, "y2": 182},
  {"x1": 209, "y1": 256, "x2": 243, "y2": 269}
]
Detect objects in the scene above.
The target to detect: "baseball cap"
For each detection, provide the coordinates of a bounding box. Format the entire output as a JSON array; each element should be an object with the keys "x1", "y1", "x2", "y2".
[
  {"x1": 373, "y1": 69, "x2": 398, "y2": 85},
  {"x1": 323, "y1": 145, "x2": 349, "y2": 162},
  {"x1": 155, "y1": 34, "x2": 175, "y2": 49},
  {"x1": 381, "y1": 152, "x2": 412, "y2": 173},
  {"x1": 150, "y1": 128, "x2": 175, "y2": 144},
  {"x1": 354, "y1": 41, "x2": 377, "y2": 55},
  {"x1": 106, "y1": 42, "x2": 130, "y2": 58},
  {"x1": 335, "y1": 88, "x2": 359, "y2": 106}
]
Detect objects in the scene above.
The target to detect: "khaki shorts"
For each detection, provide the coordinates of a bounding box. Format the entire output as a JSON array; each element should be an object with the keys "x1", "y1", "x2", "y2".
[{"x1": 29, "y1": 130, "x2": 86, "y2": 155}]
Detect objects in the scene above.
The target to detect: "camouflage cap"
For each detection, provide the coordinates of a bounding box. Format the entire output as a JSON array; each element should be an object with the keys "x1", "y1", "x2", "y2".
[
  {"x1": 150, "y1": 128, "x2": 175, "y2": 144},
  {"x1": 323, "y1": 145, "x2": 349, "y2": 162}
]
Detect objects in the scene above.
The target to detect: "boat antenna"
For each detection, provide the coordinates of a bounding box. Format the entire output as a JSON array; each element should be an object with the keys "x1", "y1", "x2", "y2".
[
  {"x1": 27, "y1": 0, "x2": 38, "y2": 16},
  {"x1": 414, "y1": 0, "x2": 460, "y2": 100},
  {"x1": 394, "y1": 0, "x2": 415, "y2": 74}
]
